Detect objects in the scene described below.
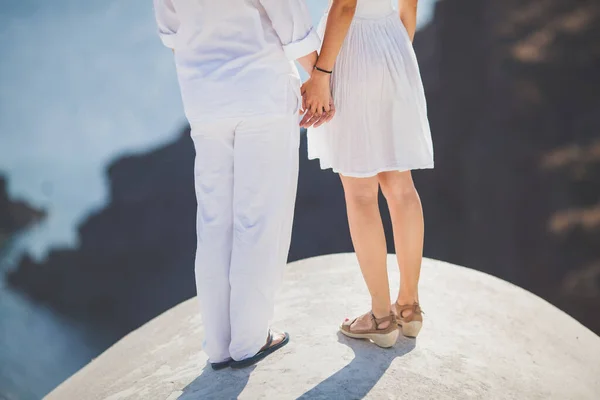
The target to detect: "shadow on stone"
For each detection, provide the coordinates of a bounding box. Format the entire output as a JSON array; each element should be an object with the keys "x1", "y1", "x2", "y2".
[
  {"x1": 44, "y1": 256, "x2": 600, "y2": 400},
  {"x1": 298, "y1": 332, "x2": 416, "y2": 400},
  {"x1": 178, "y1": 362, "x2": 255, "y2": 400}
]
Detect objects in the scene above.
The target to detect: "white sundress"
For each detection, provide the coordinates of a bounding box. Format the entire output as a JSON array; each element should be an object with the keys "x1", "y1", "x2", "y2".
[{"x1": 307, "y1": 0, "x2": 434, "y2": 177}]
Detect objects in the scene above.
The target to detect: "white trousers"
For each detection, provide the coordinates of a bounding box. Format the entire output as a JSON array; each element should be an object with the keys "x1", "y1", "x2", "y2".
[{"x1": 191, "y1": 114, "x2": 300, "y2": 362}]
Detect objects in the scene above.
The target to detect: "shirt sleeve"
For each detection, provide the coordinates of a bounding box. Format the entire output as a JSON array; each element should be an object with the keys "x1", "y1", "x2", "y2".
[
  {"x1": 153, "y1": 0, "x2": 180, "y2": 49},
  {"x1": 259, "y1": 0, "x2": 321, "y2": 60}
]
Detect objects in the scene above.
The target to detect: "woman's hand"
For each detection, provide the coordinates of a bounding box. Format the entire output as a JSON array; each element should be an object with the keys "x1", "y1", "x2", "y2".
[{"x1": 301, "y1": 72, "x2": 332, "y2": 116}]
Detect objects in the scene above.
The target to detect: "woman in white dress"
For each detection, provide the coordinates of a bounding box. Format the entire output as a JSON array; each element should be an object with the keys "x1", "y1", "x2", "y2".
[{"x1": 302, "y1": 0, "x2": 433, "y2": 347}]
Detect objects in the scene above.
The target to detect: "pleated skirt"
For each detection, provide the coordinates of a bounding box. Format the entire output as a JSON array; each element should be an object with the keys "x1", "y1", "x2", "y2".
[{"x1": 307, "y1": 12, "x2": 434, "y2": 177}]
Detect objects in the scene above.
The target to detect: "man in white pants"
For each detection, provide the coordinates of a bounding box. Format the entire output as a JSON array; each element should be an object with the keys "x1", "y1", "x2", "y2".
[{"x1": 153, "y1": 0, "x2": 324, "y2": 369}]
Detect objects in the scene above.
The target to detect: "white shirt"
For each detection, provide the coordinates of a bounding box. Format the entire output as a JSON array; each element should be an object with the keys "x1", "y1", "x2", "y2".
[{"x1": 153, "y1": 0, "x2": 320, "y2": 122}]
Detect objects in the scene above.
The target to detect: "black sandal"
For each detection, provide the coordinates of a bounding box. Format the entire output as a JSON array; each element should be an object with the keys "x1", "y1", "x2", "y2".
[
  {"x1": 230, "y1": 330, "x2": 289, "y2": 369},
  {"x1": 210, "y1": 358, "x2": 232, "y2": 370}
]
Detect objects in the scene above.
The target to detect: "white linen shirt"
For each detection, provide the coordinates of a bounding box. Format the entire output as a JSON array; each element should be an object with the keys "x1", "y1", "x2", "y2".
[{"x1": 153, "y1": 0, "x2": 320, "y2": 122}]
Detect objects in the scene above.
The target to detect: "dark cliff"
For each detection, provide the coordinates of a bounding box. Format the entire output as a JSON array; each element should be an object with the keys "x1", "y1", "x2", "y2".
[
  {"x1": 415, "y1": 0, "x2": 600, "y2": 333},
  {"x1": 0, "y1": 176, "x2": 45, "y2": 248}
]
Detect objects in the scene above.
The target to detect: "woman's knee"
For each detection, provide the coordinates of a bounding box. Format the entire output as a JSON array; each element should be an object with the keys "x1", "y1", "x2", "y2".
[
  {"x1": 379, "y1": 173, "x2": 419, "y2": 205},
  {"x1": 341, "y1": 176, "x2": 379, "y2": 207}
]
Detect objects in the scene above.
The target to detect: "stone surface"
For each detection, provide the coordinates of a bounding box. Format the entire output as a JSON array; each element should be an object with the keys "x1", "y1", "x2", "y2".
[{"x1": 46, "y1": 255, "x2": 600, "y2": 400}]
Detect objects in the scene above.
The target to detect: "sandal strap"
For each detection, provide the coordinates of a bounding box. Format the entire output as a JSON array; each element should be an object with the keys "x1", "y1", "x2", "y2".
[
  {"x1": 397, "y1": 303, "x2": 424, "y2": 318},
  {"x1": 371, "y1": 312, "x2": 396, "y2": 329},
  {"x1": 343, "y1": 312, "x2": 396, "y2": 334},
  {"x1": 262, "y1": 330, "x2": 273, "y2": 351}
]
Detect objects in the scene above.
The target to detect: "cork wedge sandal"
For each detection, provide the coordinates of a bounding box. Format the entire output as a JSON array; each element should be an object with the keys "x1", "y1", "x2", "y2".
[
  {"x1": 394, "y1": 303, "x2": 423, "y2": 338},
  {"x1": 340, "y1": 312, "x2": 399, "y2": 348}
]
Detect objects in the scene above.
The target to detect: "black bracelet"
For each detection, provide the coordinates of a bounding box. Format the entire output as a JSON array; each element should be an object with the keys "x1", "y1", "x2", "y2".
[{"x1": 314, "y1": 65, "x2": 333, "y2": 74}]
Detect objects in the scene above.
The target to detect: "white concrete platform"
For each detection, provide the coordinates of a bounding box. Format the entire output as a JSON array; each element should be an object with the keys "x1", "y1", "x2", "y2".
[{"x1": 46, "y1": 254, "x2": 600, "y2": 400}]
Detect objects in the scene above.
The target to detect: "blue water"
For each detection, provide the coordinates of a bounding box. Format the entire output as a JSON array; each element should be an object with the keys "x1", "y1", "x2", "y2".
[{"x1": 0, "y1": 1, "x2": 438, "y2": 399}]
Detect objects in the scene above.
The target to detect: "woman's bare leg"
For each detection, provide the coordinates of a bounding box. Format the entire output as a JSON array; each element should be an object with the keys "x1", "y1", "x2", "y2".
[
  {"x1": 378, "y1": 171, "x2": 423, "y2": 310},
  {"x1": 340, "y1": 175, "x2": 391, "y2": 329}
]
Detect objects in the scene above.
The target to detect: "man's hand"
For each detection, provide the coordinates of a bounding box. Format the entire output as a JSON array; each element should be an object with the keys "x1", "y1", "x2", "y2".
[{"x1": 300, "y1": 96, "x2": 336, "y2": 128}]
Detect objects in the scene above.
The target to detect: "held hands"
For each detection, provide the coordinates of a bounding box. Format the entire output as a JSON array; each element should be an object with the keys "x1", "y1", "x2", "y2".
[{"x1": 299, "y1": 72, "x2": 336, "y2": 128}]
